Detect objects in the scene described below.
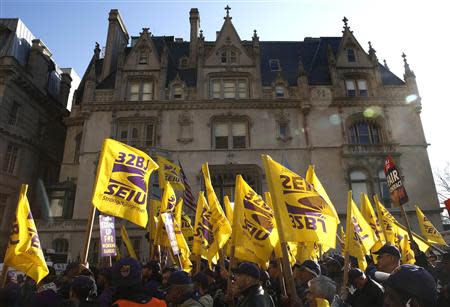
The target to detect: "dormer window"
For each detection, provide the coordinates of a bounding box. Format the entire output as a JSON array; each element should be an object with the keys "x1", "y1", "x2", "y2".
[
  {"x1": 138, "y1": 50, "x2": 148, "y2": 64},
  {"x1": 179, "y1": 57, "x2": 188, "y2": 69},
  {"x1": 269, "y1": 59, "x2": 281, "y2": 71},
  {"x1": 172, "y1": 85, "x2": 183, "y2": 100},
  {"x1": 347, "y1": 49, "x2": 356, "y2": 62},
  {"x1": 128, "y1": 79, "x2": 153, "y2": 101},
  {"x1": 220, "y1": 50, "x2": 237, "y2": 64},
  {"x1": 275, "y1": 85, "x2": 285, "y2": 98},
  {"x1": 210, "y1": 78, "x2": 248, "y2": 99},
  {"x1": 345, "y1": 79, "x2": 368, "y2": 97}
]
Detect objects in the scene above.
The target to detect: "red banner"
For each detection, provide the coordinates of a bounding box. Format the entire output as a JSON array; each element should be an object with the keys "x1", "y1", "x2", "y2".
[{"x1": 384, "y1": 156, "x2": 409, "y2": 206}]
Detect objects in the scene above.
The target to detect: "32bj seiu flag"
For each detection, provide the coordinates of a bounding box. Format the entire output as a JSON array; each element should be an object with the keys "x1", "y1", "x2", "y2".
[
  {"x1": 233, "y1": 175, "x2": 279, "y2": 265},
  {"x1": 99, "y1": 215, "x2": 117, "y2": 257},
  {"x1": 157, "y1": 156, "x2": 185, "y2": 191},
  {"x1": 92, "y1": 139, "x2": 158, "y2": 228},
  {"x1": 262, "y1": 155, "x2": 338, "y2": 248},
  {"x1": 384, "y1": 155, "x2": 408, "y2": 206},
  {"x1": 4, "y1": 185, "x2": 49, "y2": 283}
]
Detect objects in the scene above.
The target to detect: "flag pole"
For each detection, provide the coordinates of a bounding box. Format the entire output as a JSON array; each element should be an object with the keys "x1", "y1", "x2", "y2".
[
  {"x1": 0, "y1": 264, "x2": 8, "y2": 288},
  {"x1": 81, "y1": 205, "x2": 97, "y2": 266},
  {"x1": 262, "y1": 155, "x2": 299, "y2": 301},
  {"x1": 276, "y1": 258, "x2": 287, "y2": 297},
  {"x1": 342, "y1": 191, "x2": 352, "y2": 292},
  {"x1": 399, "y1": 205, "x2": 415, "y2": 248}
]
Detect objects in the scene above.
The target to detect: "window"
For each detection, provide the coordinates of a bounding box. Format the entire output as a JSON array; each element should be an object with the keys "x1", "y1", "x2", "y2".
[
  {"x1": 74, "y1": 133, "x2": 82, "y2": 164},
  {"x1": 350, "y1": 170, "x2": 369, "y2": 198},
  {"x1": 117, "y1": 120, "x2": 156, "y2": 148},
  {"x1": 349, "y1": 121, "x2": 381, "y2": 144},
  {"x1": 279, "y1": 122, "x2": 289, "y2": 139},
  {"x1": 128, "y1": 80, "x2": 153, "y2": 101},
  {"x1": 210, "y1": 79, "x2": 248, "y2": 99},
  {"x1": 8, "y1": 102, "x2": 20, "y2": 125},
  {"x1": 213, "y1": 120, "x2": 249, "y2": 149},
  {"x1": 179, "y1": 57, "x2": 188, "y2": 68},
  {"x1": 378, "y1": 170, "x2": 391, "y2": 207},
  {"x1": 2, "y1": 143, "x2": 19, "y2": 174},
  {"x1": 275, "y1": 85, "x2": 285, "y2": 98},
  {"x1": 347, "y1": 48, "x2": 356, "y2": 62},
  {"x1": 49, "y1": 191, "x2": 65, "y2": 218},
  {"x1": 173, "y1": 85, "x2": 183, "y2": 99},
  {"x1": 52, "y1": 238, "x2": 69, "y2": 254},
  {"x1": 138, "y1": 50, "x2": 148, "y2": 64},
  {"x1": 0, "y1": 193, "x2": 8, "y2": 227},
  {"x1": 269, "y1": 59, "x2": 281, "y2": 71},
  {"x1": 132, "y1": 237, "x2": 141, "y2": 260},
  {"x1": 220, "y1": 50, "x2": 237, "y2": 64},
  {"x1": 345, "y1": 79, "x2": 368, "y2": 97}
]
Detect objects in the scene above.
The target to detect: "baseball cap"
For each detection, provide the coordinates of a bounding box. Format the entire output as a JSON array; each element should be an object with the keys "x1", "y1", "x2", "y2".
[
  {"x1": 231, "y1": 262, "x2": 260, "y2": 279},
  {"x1": 112, "y1": 257, "x2": 142, "y2": 287},
  {"x1": 385, "y1": 264, "x2": 437, "y2": 304},
  {"x1": 348, "y1": 268, "x2": 364, "y2": 285},
  {"x1": 373, "y1": 244, "x2": 401, "y2": 259},
  {"x1": 298, "y1": 260, "x2": 321, "y2": 277},
  {"x1": 192, "y1": 272, "x2": 209, "y2": 289},
  {"x1": 160, "y1": 270, "x2": 191, "y2": 291}
]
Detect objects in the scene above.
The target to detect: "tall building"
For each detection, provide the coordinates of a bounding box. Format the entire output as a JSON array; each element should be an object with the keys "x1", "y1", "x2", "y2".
[
  {"x1": 37, "y1": 8, "x2": 441, "y2": 263},
  {"x1": 0, "y1": 19, "x2": 75, "y2": 257}
]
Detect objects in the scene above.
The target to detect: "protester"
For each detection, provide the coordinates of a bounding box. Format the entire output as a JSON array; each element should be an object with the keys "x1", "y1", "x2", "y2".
[
  {"x1": 293, "y1": 260, "x2": 321, "y2": 304},
  {"x1": 30, "y1": 266, "x2": 62, "y2": 307},
  {"x1": 231, "y1": 262, "x2": 275, "y2": 307},
  {"x1": 345, "y1": 268, "x2": 384, "y2": 307},
  {"x1": 192, "y1": 272, "x2": 213, "y2": 307},
  {"x1": 373, "y1": 244, "x2": 401, "y2": 273},
  {"x1": 111, "y1": 257, "x2": 166, "y2": 307},
  {"x1": 68, "y1": 275, "x2": 98, "y2": 307},
  {"x1": 383, "y1": 264, "x2": 437, "y2": 307},
  {"x1": 96, "y1": 268, "x2": 114, "y2": 307},
  {"x1": 163, "y1": 270, "x2": 202, "y2": 307},
  {"x1": 437, "y1": 252, "x2": 450, "y2": 307},
  {"x1": 306, "y1": 275, "x2": 337, "y2": 306},
  {"x1": 142, "y1": 261, "x2": 163, "y2": 298}
]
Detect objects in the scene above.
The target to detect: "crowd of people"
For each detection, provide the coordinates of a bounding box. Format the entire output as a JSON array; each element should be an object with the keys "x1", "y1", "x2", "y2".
[{"x1": 1, "y1": 243, "x2": 449, "y2": 307}]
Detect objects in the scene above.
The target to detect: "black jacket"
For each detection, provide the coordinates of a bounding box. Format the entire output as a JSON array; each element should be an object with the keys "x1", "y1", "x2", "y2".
[
  {"x1": 236, "y1": 284, "x2": 275, "y2": 307},
  {"x1": 347, "y1": 277, "x2": 384, "y2": 307}
]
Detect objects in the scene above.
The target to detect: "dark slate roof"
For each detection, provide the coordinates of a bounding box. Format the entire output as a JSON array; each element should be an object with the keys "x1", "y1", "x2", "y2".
[{"x1": 84, "y1": 36, "x2": 404, "y2": 97}]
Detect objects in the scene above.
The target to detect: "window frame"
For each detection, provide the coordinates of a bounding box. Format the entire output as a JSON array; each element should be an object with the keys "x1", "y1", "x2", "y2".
[
  {"x1": 138, "y1": 50, "x2": 149, "y2": 65},
  {"x1": 8, "y1": 102, "x2": 20, "y2": 126},
  {"x1": 349, "y1": 169, "x2": 370, "y2": 197},
  {"x1": 209, "y1": 78, "x2": 249, "y2": 99},
  {"x1": 127, "y1": 79, "x2": 154, "y2": 101},
  {"x1": 116, "y1": 119, "x2": 157, "y2": 148},
  {"x1": 345, "y1": 79, "x2": 369, "y2": 97},
  {"x1": 348, "y1": 120, "x2": 382, "y2": 145},
  {"x1": 347, "y1": 48, "x2": 356, "y2": 62},
  {"x1": 212, "y1": 119, "x2": 250, "y2": 150},
  {"x1": 219, "y1": 49, "x2": 238, "y2": 64},
  {"x1": 269, "y1": 59, "x2": 281, "y2": 71},
  {"x1": 2, "y1": 143, "x2": 19, "y2": 175}
]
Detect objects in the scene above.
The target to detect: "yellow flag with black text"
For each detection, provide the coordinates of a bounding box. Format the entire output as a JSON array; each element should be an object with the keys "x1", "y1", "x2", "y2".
[
  {"x1": 374, "y1": 195, "x2": 397, "y2": 245},
  {"x1": 360, "y1": 193, "x2": 385, "y2": 251},
  {"x1": 416, "y1": 206, "x2": 447, "y2": 245},
  {"x1": 192, "y1": 192, "x2": 215, "y2": 262},
  {"x1": 121, "y1": 225, "x2": 138, "y2": 259},
  {"x1": 401, "y1": 234, "x2": 415, "y2": 264},
  {"x1": 346, "y1": 191, "x2": 376, "y2": 270},
  {"x1": 202, "y1": 163, "x2": 232, "y2": 261},
  {"x1": 92, "y1": 139, "x2": 158, "y2": 228},
  {"x1": 262, "y1": 155, "x2": 338, "y2": 247},
  {"x1": 4, "y1": 185, "x2": 49, "y2": 283},
  {"x1": 155, "y1": 182, "x2": 177, "y2": 247},
  {"x1": 157, "y1": 156, "x2": 185, "y2": 191},
  {"x1": 232, "y1": 175, "x2": 279, "y2": 265},
  {"x1": 149, "y1": 200, "x2": 160, "y2": 241}
]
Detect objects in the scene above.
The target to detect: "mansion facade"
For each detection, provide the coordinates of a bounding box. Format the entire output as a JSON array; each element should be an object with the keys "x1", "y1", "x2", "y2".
[{"x1": 37, "y1": 8, "x2": 440, "y2": 263}]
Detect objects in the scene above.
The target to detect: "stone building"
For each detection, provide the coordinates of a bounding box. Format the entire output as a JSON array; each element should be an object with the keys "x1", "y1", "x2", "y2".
[
  {"x1": 37, "y1": 8, "x2": 441, "y2": 263},
  {"x1": 0, "y1": 19, "x2": 75, "y2": 257}
]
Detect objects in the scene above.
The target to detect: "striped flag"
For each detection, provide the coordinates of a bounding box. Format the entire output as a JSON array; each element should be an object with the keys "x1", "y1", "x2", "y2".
[{"x1": 179, "y1": 160, "x2": 196, "y2": 212}]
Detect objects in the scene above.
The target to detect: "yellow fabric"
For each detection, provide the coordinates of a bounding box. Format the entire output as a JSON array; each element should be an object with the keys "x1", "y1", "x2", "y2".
[
  {"x1": 360, "y1": 193, "x2": 385, "y2": 252},
  {"x1": 401, "y1": 234, "x2": 415, "y2": 264},
  {"x1": 201, "y1": 163, "x2": 232, "y2": 261},
  {"x1": 174, "y1": 198, "x2": 193, "y2": 272},
  {"x1": 339, "y1": 225, "x2": 346, "y2": 256},
  {"x1": 92, "y1": 138, "x2": 158, "y2": 228},
  {"x1": 192, "y1": 192, "x2": 213, "y2": 260},
  {"x1": 224, "y1": 195, "x2": 234, "y2": 226},
  {"x1": 395, "y1": 223, "x2": 430, "y2": 253},
  {"x1": 315, "y1": 298, "x2": 330, "y2": 307},
  {"x1": 4, "y1": 185, "x2": 49, "y2": 283},
  {"x1": 155, "y1": 182, "x2": 177, "y2": 247},
  {"x1": 416, "y1": 206, "x2": 447, "y2": 245},
  {"x1": 120, "y1": 225, "x2": 138, "y2": 259},
  {"x1": 232, "y1": 176, "x2": 279, "y2": 266},
  {"x1": 261, "y1": 155, "x2": 338, "y2": 248},
  {"x1": 296, "y1": 242, "x2": 320, "y2": 264},
  {"x1": 149, "y1": 200, "x2": 160, "y2": 241},
  {"x1": 346, "y1": 191, "x2": 376, "y2": 270},
  {"x1": 156, "y1": 156, "x2": 185, "y2": 191},
  {"x1": 181, "y1": 213, "x2": 194, "y2": 251},
  {"x1": 305, "y1": 165, "x2": 340, "y2": 222}
]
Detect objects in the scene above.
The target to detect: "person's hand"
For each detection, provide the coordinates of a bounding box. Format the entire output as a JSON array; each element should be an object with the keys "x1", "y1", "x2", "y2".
[{"x1": 220, "y1": 267, "x2": 228, "y2": 279}]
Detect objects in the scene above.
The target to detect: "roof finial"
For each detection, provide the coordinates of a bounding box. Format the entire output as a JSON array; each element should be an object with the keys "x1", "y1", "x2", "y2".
[
  {"x1": 94, "y1": 42, "x2": 101, "y2": 58},
  {"x1": 343, "y1": 16, "x2": 349, "y2": 30},
  {"x1": 199, "y1": 29, "x2": 204, "y2": 39},
  {"x1": 224, "y1": 5, "x2": 231, "y2": 18},
  {"x1": 253, "y1": 29, "x2": 258, "y2": 39},
  {"x1": 383, "y1": 59, "x2": 390, "y2": 70},
  {"x1": 402, "y1": 52, "x2": 414, "y2": 77}
]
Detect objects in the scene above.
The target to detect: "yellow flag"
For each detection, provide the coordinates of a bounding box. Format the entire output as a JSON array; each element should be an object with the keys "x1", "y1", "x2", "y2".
[
  {"x1": 224, "y1": 195, "x2": 234, "y2": 226},
  {"x1": 120, "y1": 225, "x2": 138, "y2": 259},
  {"x1": 157, "y1": 156, "x2": 185, "y2": 191},
  {"x1": 395, "y1": 223, "x2": 430, "y2": 253},
  {"x1": 339, "y1": 225, "x2": 346, "y2": 256},
  {"x1": 201, "y1": 163, "x2": 232, "y2": 261},
  {"x1": 4, "y1": 185, "x2": 49, "y2": 283},
  {"x1": 401, "y1": 234, "x2": 415, "y2": 264},
  {"x1": 155, "y1": 182, "x2": 177, "y2": 247},
  {"x1": 149, "y1": 200, "x2": 160, "y2": 241},
  {"x1": 192, "y1": 192, "x2": 214, "y2": 262},
  {"x1": 315, "y1": 298, "x2": 330, "y2": 307},
  {"x1": 174, "y1": 198, "x2": 193, "y2": 272},
  {"x1": 296, "y1": 242, "x2": 320, "y2": 264},
  {"x1": 346, "y1": 191, "x2": 376, "y2": 270},
  {"x1": 232, "y1": 175, "x2": 279, "y2": 265},
  {"x1": 92, "y1": 139, "x2": 158, "y2": 228},
  {"x1": 262, "y1": 155, "x2": 338, "y2": 248},
  {"x1": 306, "y1": 165, "x2": 340, "y2": 222},
  {"x1": 360, "y1": 193, "x2": 385, "y2": 251},
  {"x1": 416, "y1": 206, "x2": 447, "y2": 245}
]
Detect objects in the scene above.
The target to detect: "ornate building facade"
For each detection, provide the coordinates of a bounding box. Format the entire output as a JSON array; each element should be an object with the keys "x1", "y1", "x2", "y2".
[
  {"x1": 37, "y1": 8, "x2": 440, "y2": 263},
  {"x1": 0, "y1": 19, "x2": 75, "y2": 258}
]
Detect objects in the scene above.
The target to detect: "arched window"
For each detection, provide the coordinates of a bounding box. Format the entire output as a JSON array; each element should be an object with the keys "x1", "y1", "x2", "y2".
[
  {"x1": 349, "y1": 121, "x2": 381, "y2": 144},
  {"x1": 350, "y1": 170, "x2": 369, "y2": 198},
  {"x1": 52, "y1": 238, "x2": 69, "y2": 254}
]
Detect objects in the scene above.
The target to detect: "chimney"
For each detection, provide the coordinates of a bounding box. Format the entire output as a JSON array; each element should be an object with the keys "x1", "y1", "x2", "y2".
[
  {"x1": 27, "y1": 39, "x2": 53, "y2": 90},
  {"x1": 101, "y1": 9, "x2": 129, "y2": 80},
  {"x1": 189, "y1": 8, "x2": 200, "y2": 66},
  {"x1": 59, "y1": 71, "x2": 72, "y2": 108}
]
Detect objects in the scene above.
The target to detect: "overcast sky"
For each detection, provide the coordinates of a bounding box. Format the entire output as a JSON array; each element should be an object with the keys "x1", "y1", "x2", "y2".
[{"x1": 2, "y1": 0, "x2": 449, "y2": 175}]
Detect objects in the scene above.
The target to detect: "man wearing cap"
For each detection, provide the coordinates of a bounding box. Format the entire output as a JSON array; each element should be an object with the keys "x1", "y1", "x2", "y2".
[
  {"x1": 111, "y1": 257, "x2": 166, "y2": 307},
  {"x1": 374, "y1": 244, "x2": 401, "y2": 274},
  {"x1": 69, "y1": 275, "x2": 97, "y2": 307},
  {"x1": 345, "y1": 268, "x2": 384, "y2": 307},
  {"x1": 163, "y1": 270, "x2": 203, "y2": 307},
  {"x1": 231, "y1": 262, "x2": 275, "y2": 307},
  {"x1": 192, "y1": 272, "x2": 213, "y2": 307},
  {"x1": 384, "y1": 264, "x2": 437, "y2": 307},
  {"x1": 292, "y1": 260, "x2": 321, "y2": 304}
]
